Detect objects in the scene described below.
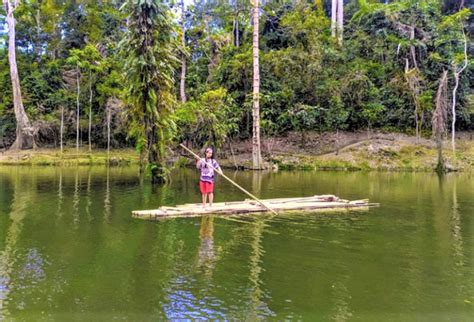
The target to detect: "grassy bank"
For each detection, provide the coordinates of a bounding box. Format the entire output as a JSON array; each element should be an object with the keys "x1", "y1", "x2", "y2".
[
  {"x1": 1, "y1": 133, "x2": 473, "y2": 172},
  {"x1": 0, "y1": 148, "x2": 140, "y2": 166},
  {"x1": 219, "y1": 133, "x2": 474, "y2": 172},
  {"x1": 268, "y1": 142, "x2": 474, "y2": 172}
]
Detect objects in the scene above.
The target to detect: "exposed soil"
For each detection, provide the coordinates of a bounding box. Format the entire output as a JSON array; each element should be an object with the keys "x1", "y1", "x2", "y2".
[
  {"x1": 212, "y1": 131, "x2": 474, "y2": 171},
  {"x1": 1, "y1": 131, "x2": 473, "y2": 171}
]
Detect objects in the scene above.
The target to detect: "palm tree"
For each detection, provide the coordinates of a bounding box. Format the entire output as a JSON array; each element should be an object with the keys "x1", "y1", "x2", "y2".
[
  {"x1": 120, "y1": 0, "x2": 179, "y2": 183},
  {"x1": 252, "y1": 0, "x2": 262, "y2": 169}
]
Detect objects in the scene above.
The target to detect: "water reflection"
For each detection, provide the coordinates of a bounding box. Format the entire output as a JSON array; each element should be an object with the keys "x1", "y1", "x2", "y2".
[
  {"x1": 330, "y1": 281, "x2": 352, "y2": 322},
  {"x1": 104, "y1": 166, "x2": 111, "y2": 222},
  {"x1": 0, "y1": 171, "x2": 47, "y2": 319},
  {"x1": 0, "y1": 167, "x2": 472, "y2": 319},
  {"x1": 251, "y1": 171, "x2": 263, "y2": 195},
  {"x1": 247, "y1": 219, "x2": 273, "y2": 319},
  {"x1": 197, "y1": 216, "x2": 216, "y2": 278},
  {"x1": 85, "y1": 169, "x2": 92, "y2": 222},
  {"x1": 72, "y1": 169, "x2": 80, "y2": 227},
  {"x1": 451, "y1": 179, "x2": 464, "y2": 267},
  {"x1": 56, "y1": 169, "x2": 63, "y2": 219}
]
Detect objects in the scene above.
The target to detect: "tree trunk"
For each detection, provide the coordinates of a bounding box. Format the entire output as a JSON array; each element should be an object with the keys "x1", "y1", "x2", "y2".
[
  {"x1": 107, "y1": 102, "x2": 111, "y2": 162},
  {"x1": 35, "y1": 6, "x2": 41, "y2": 62},
  {"x1": 405, "y1": 58, "x2": 421, "y2": 143},
  {"x1": 180, "y1": 0, "x2": 187, "y2": 103},
  {"x1": 204, "y1": 15, "x2": 214, "y2": 82},
  {"x1": 331, "y1": 0, "x2": 337, "y2": 38},
  {"x1": 451, "y1": 73, "x2": 459, "y2": 154},
  {"x1": 5, "y1": 0, "x2": 35, "y2": 150},
  {"x1": 336, "y1": 0, "x2": 343, "y2": 45},
  {"x1": 76, "y1": 68, "x2": 80, "y2": 152},
  {"x1": 236, "y1": 19, "x2": 240, "y2": 47},
  {"x1": 450, "y1": 28, "x2": 468, "y2": 155},
  {"x1": 232, "y1": 17, "x2": 236, "y2": 46},
  {"x1": 432, "y1": 70, "x2": 448, "y2": 173},
  {"x1": 60, "y1": 105, "x2": 64, "y2": 154},
  {"x1": 88, "y1": 70, "x2": 92, "y2": 152},
  {"x1": 148, "y1": 120, "x2": 166, "y2": 184},
  {"x1": 252, "y1": 0, "x2": 262, "y2": 170},
  {"x1": 409, "y1": 25, "x2": 418, "y2": 69},
  {"x1": 228, "y1": 140, "x2": 238, "y2": 170},
  {"x1": 435, "y1": 131, "x2": 444, "y2": 173}
]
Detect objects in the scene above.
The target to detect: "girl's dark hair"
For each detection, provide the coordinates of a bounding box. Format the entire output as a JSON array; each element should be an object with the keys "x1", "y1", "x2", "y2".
[{"x1": 205, "y1": 147, "x2": 214, "y2": 159}]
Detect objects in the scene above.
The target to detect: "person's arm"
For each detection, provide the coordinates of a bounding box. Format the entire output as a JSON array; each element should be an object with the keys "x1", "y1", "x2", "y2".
[{"x1": 196, "y1": 158, "x2": 203, "y2": 169}]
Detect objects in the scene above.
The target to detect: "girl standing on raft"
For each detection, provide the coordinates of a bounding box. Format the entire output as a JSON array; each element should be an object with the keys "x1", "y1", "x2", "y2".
[{"x1": 197, "y1": 147, "x2": 222, "y2": 209}]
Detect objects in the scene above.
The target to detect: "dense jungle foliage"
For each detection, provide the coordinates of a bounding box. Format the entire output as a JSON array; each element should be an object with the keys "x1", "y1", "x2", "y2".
[{"x1": 0, "y1": 0, "x2": 472, "y2": 150}]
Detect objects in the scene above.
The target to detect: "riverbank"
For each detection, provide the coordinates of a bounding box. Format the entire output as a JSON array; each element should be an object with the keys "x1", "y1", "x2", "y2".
[
  {"x1": 1, "y1": 132, "x2": 473, "y2": 171},
  {"x1": 215, "y1": 132, "x2": 474, "y2": 172},
  {"x1": 0, "y1": 148, "x2": 139, "y2": 166}
]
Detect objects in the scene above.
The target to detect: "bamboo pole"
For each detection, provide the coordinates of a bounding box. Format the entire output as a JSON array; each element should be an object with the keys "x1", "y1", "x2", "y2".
[{"x1": 179, "y1": 144, "x2": 277, "y2": 215}]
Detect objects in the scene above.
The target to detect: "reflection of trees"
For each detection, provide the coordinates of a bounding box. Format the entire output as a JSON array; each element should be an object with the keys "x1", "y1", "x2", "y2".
[
  {"x1": 330, "y1": 280, "x2": 353, "y2": 322},
  {"x1": 56, "y1": 168, "x2": 64, "y2": 219},
  {"x1": 247, "y1": 219, "x2": 271, "y2": 319},
  {"x1": 72, "y1": 168, "x2": 80, "y2": 227},
  {"x1": 0, "y1": 167, "x2": 469, "y2": 318},
  {"x1": 251, "y1": 172, "x2": 262, "y2": 196},
  {"x1": 85, "y1": 168, "x2": 92, "y2": 222},
  {"x1": 104, "y1": 166, "x2": 111, "y2": 222},
  {"x1": 451, "y1": 179, "x2": 464, "y2": 265},
  {"x1": 197, "y1": 216, "x2": 216, "y2": 279},
  {"x1": 248, "y1": 173, "x2": 274, "y2": 317},
  {"x1": 0, "y1": 166, "x2": 147, "y2": 318},
  {"x1": 0, "y1": 170, "x2": 44, "y2": 319},
  {"x1": 434, "y1": 174, "x2": 465, "y2": 265}
]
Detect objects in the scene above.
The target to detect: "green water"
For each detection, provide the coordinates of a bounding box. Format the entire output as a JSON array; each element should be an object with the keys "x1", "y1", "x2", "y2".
[{"x1": 0, "y1": 167, "x2": 472, "y2": 320}]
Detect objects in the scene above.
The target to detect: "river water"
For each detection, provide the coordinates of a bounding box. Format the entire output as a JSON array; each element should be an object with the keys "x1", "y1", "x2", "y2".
[{"x1": 0, "y1": 167, "x2": 472, "y2": 320}]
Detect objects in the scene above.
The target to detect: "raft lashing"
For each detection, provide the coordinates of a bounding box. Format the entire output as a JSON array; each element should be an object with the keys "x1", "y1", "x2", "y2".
[{"x1": 132, "y1": 195, "x2": 379, "y2": 220}]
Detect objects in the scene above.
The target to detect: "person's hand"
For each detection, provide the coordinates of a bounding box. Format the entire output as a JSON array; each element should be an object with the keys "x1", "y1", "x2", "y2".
[{"x1": 196, "y1": 158, "x2": 203, "y2": 168}]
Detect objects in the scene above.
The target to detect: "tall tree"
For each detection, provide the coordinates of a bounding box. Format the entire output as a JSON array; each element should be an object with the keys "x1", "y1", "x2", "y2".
[
  {"x1": 438, "y1": 7, "x2": 470, "y2": 154},
  {"x1": 336, "y1": 0, "x2": 343, "y2": 45},
  {"x1": 4, "y1": 0, "x2": 35, "y2": 150},
  {"x1": 68, "y1": 45, "x2": 102, "y2": 152},
  {"x1": 252, "y1": 0, "x2": 262, "y2": 169},
  {"x1": 180, "y1": 0, "x2": 187, "y2": 103},
  {"x1": 66, "y1": 52, "x2": 82, "y2": 152},
  {"x1": 432, "y1": 70, "x2": 448, "y2": 173},
  {"x1": 450, "y1": 27, "x2": 468, "y2": 154},
  {"x1": 120, "y1": 0, "x2": 179, "y2": 184},
  {"x1": 331, "y1": 0, "x2": 336, "y2": 38},
  {"x1": 331, "y1": 0, "x2": 343, "y2": 45}
]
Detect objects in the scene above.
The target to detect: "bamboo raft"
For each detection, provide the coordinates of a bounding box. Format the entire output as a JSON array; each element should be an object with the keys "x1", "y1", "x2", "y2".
[{"x1": 132, "y1": 195, "x2": 378, "y2": 220}]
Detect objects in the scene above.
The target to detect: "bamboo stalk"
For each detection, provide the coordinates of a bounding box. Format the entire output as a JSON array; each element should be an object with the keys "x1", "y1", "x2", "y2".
[
  {"x1": 179, "y1": 144, "x2": 278, "y2": 215},
  {"x1": 132, "y1": 199, "x2": 378, "y2": 219}
]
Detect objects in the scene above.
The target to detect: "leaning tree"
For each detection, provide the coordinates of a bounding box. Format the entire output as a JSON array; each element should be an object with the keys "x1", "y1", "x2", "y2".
[{"x1": 4, "y1": 0, "x2": 35, "y2": 150}]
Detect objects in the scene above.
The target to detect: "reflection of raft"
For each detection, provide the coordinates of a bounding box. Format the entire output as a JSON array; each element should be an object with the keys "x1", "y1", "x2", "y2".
[{"x1": 132, "y1": 195, "x2": 379, "y2": 220}]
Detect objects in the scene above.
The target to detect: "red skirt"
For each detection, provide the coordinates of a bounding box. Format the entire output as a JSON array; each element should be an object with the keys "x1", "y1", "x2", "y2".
[{"x1": 199, "y1": 181, "x2": 214, "y2": 194}]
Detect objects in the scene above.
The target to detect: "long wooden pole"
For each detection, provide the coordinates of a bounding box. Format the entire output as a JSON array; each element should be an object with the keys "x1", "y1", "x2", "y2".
[{"x1": 179, "y1": 144, "x2": 277, "y2": 215}]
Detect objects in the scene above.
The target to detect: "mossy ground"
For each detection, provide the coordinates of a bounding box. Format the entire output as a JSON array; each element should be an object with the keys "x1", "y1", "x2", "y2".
[
  {"x1": 0, "y1": 148, "x2": 139, "y2": 166},
  {"x1": 1, "y1": 133, "x2": 473, "y2": 172},
  {"x1": 268, "y1": 139, "x2": 473, "y2": 172}
]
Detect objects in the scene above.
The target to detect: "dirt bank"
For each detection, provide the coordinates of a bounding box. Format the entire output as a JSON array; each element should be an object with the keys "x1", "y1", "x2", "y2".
[
  {"x1": 210, "y1": 131, "x2": 474, "y2": 171},
  {"x1": 1, "y1": 131, "x2": 473, "y2": 171}
]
